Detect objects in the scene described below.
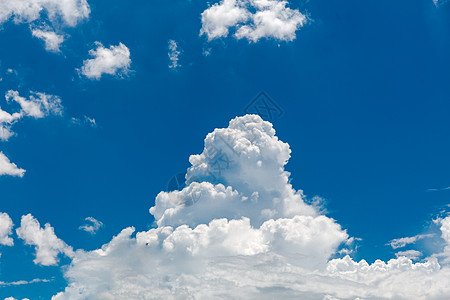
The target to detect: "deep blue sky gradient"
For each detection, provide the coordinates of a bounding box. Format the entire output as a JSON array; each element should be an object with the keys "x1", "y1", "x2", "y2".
[{"x1": 1, "y1": 0, "x2": 450, "y2": 298}]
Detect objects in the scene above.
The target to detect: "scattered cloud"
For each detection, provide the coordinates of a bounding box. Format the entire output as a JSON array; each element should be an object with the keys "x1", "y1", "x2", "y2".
[
  {"x1": 200, "y1": 0, "x2": 307, "y2": 42},
  {"x1": 16, "y1": 214, "x2": 74, "y2": 266},
  {"x1": 5, "y1": 90, "x2": 63, "y2": 119},
  {"x1": 80, "y1": 42, "x2": 131, "y2": 80},
  {"x1": 0, "y1": 0, "x2": 89, "y2": 52},
  {"x1": 0, "y1": 278, "x2": 51, "y2": 287},
  {"x1": 0, "y1": 90, "x2": 63, "y2": 177},
  {"x1": 168, "y1": 40, "x2": 181, "y2": 69},
  {"x1": 0, "y1": 212, "x2": 14, "y2": 246},
  {"x1": 427, "y1": 186, "x2": 450, "y2": 192},
  {"x1": 1, "y1": 90, "x2": 63, "y2": 138},
  {"x1": 71, "y1": 115, "x2": 97, "y2": 127},
  {"x1": 0, "y1": 152, "x2": 25, "y2": 177},
  {"x1": 31, "y1": 28, "x2": 65, "y2": 53},
  {"x1": 79, "y1": 217, "x2": 103, "y2": 234},
  {"x1": 388, "y1": 234, "x2": 434, "y2": 249},
  {"x1": 0, "y1": 105, "x2": 21, "y2": 141},
  {"x1": 0, "y1": 0, "x2": 90, "y2": 27}
]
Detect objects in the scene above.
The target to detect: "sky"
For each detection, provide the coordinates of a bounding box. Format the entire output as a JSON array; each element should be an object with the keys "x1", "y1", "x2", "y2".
[{"x1": 0, "y1": 0, "x2": 450, "y2": 299}]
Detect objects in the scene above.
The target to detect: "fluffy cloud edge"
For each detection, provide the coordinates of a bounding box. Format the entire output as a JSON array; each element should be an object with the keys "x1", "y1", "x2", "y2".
[
  {"x1": 16, "y1": 214, "x2": 74, "y2": 266},
  {"x1": 0, "y1": 152, "x2": 25, "y2": 177},
  {"x1": 80, "y1": 42, "x2": 132, "y2": 80},
  {"x1": 200, "y1": 0, "x2": 307, "y2": 42}
]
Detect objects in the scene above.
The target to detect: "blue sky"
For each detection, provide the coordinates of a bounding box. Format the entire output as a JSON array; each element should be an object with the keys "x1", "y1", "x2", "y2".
[{"x1": 1, "y1": 0, "x2": 450, "y2": 299}]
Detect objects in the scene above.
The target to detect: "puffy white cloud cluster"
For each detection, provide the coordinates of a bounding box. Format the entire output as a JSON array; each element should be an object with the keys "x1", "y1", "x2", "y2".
[
  {"x1": 46, "y1": 116, "x2": 450, "y2": 299},
  {"x1": 200, "y1": 0, "x2": 307, "y2": 42},
  {"x1": 0, "y1": 90, "x2": 63, "y2": 176},
  {"x1": 0, "y1": 0, "x2": 90, "y2": 27},
  {"x1": 31, "y1": 28, "x2": 65, "y2": 52},
  {"x1": 16, "y1": 214, "x2": 74, "y2": 266},
  {"x1": 0, "y1": 212, "x2": 14, "y2": 247},
  {"x1": 80, "y1": 42, "x2": 131, "y2": 80}
]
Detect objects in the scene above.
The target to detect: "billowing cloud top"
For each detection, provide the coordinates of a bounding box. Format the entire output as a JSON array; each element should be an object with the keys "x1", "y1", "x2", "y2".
[
  {"x1": 49, "y1": 116, "x2": 450, "y2": 299},
  {"x1": 152, "y1": 114, "x2": 318, "y2": 228}
]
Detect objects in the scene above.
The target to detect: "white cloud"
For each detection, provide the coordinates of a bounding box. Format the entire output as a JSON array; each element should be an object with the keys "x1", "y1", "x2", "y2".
[
  {"x1": 16, "y1": 214, "x2": 74, "y2": 266},
  {"x1": 395, "y1": 249, "x2": 423, "y2": 260},
  {"x1": 0, "y1": 90, "x2": 63, "y2": 177},
  {"x1": 0, "y1": 0, "x2": 89, "y2": 52},
  {"x1": 0, "y1": 152, "x2": 25, "y2": 177},
  {"x1": 4, "y1": 297, "x2": 30, "y2": 300},
  {"x1": 5, "y1": 90, "x2": 63, "y2": 119},
  {"x1": 50, "y1": 115, "x2": 450, "y2": 299},
  {"x1": 0, "y1": 0, "x2": 90, "y2": 27},
  {"x1": 79, "y1": 217, "x2": 103, "y2": 234},
  {"x1": 388, "y1": 234, "x2": 434, "y2": 249},
  {"x1": 168, "y1": 40, "x2": 181, "y2": 69},
  {"x1": 0, "y1": 104, "x2": 21, "y2": 141},
  {"x1": 0, "y1": 278, "x2": 51, "y2": 286},
  {"x1": 200, "y1": 0, "x2": 307, "y2": 42},
  {"x1": 31, "y1": 29, "x2": 65, "y2": 52},
  {"x1": 0, "y1": 212, "x2": 14, "y2": 246},
  {"x1": 80, "y1": 42, "x2": 131, "y2": 80},
  {"x1": 437, "y1": 215, "x2": 450, "y2": 263}
]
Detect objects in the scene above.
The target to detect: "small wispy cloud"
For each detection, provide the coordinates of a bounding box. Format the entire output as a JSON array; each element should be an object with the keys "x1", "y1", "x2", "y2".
[
  {"x1": 79, "y1": 217, "x2": 103, "y2": 234},
  {"x1": 0, "y1": 278, "x2": 51, "y2": 286},
  {"x1": 427, "y1": 187, "x2": 450, "y2": 192},
  {"x1": 71, "y1": 116, "x2": 97, "y2": 128},
  {"x1": 168, "y1": 40, "x2": 181, "y2": 69},
  {"x1": 388, "y1": 234, "x2": 434, "y2": 249}
]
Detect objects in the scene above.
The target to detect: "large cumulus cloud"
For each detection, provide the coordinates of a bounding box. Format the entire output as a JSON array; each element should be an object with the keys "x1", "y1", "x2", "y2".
[{"x1": 52, "y1": 115, "x2": 450, "y2": 299}]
